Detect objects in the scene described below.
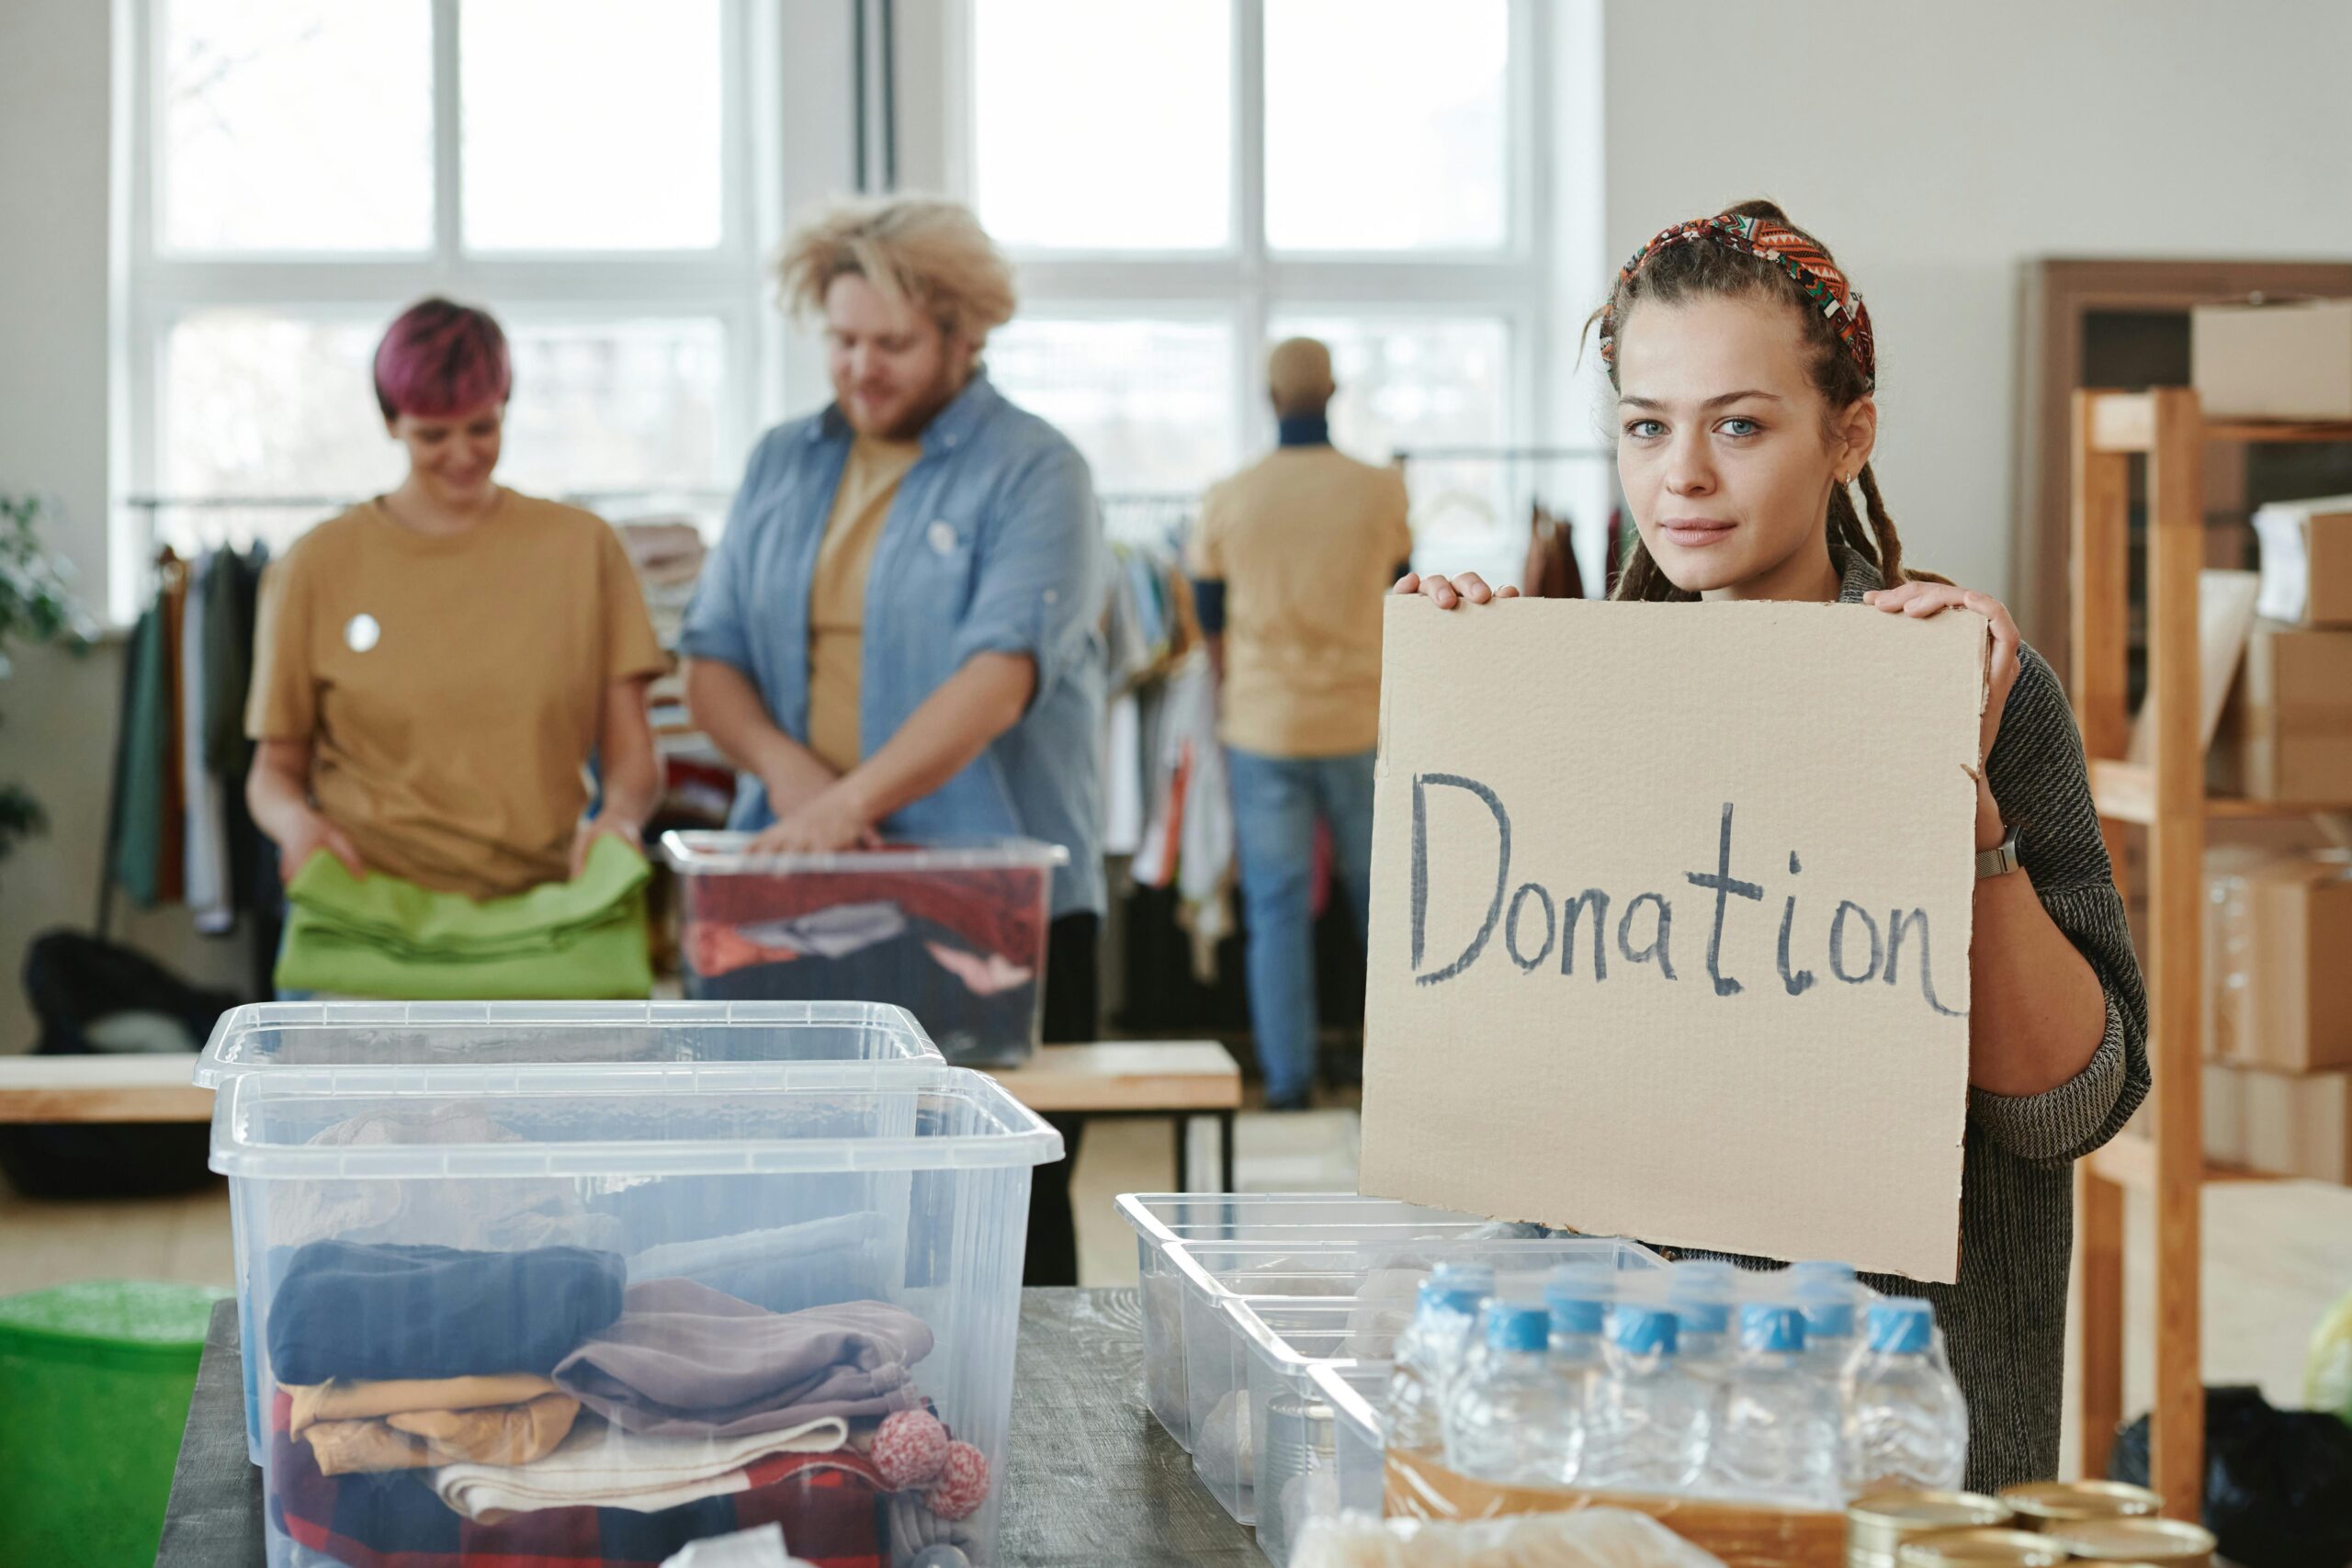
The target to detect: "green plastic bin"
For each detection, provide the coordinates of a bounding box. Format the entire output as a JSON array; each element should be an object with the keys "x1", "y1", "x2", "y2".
[{"x1": 0, "y1": 1280, "x2": 228, "y2": 1568}]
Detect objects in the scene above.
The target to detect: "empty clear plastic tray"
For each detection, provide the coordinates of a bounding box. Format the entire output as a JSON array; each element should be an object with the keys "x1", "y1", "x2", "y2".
[
  {"x1": 1114, "y1": 1191, "x2": 1491, "y2": 1449},
  {"x1": 213, "y1": 1065, "x2": 1058, "y2": 1567},
  {"x1": 1168, "y1": 1235, "x2": 1668, "y2": 1529},
  {"x1": 662, "y1": 832, "x2": 1069, "y2": 1067},
  {"x1": 198, "y1": 1000, "x2": 947, "y2": 1464}
]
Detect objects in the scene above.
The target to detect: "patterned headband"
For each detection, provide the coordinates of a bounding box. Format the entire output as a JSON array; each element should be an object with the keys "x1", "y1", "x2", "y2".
[{"x1": 1599, "y1": 212, "x2": 1875, "y2": 387}]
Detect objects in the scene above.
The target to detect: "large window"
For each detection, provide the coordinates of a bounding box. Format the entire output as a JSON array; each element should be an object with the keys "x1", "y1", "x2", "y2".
[
  {"x1": 119, "y1": 0, "x2": 770, "y2": 613},
  {"x1": 958, "y1": 0, "x2": 1547, "y2": 580}
]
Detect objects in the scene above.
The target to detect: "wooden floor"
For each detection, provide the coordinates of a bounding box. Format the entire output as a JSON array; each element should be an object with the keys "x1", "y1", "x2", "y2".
[{"x1": 8, "y1": 1111, "x2": 2346, "y2": 1484}]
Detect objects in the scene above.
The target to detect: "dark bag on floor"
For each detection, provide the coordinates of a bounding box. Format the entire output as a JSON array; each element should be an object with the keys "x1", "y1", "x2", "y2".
[
  {"x1": 0, "y1": 929, "x2": 240, "y2": 1198},
  {"x1": 2109, "y1": 1383, "x2": 2352, "y2": 1568}
]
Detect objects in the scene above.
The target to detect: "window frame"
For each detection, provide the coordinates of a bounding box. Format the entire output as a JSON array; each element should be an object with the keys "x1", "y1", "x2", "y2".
[
  {"x1": 943, "y1": 0, "x2": 1554, "y2": 471},
  {"x1": 113, "y1": 0, "x2": 784, "y2": 617}
]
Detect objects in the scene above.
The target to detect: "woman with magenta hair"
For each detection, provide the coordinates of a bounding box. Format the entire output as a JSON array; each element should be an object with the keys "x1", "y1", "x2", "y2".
[{"x1": 243, "y1": 298, "x2": 667, "y2": 996}]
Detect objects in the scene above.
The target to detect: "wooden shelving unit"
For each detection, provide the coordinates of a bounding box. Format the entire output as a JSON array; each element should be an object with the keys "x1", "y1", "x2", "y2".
[{"x1": 2068, "y1": 388, "x2": 2352, "y2": 1517}]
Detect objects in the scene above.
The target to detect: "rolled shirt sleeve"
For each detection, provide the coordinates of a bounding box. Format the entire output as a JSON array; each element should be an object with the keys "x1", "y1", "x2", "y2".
[
  {"x1": 1968, "y1": 648, "x2": 2152, "y2": 1168},
  {"x1": 946, "y1": 442, "x2": 1104, "y2": 705},
  {"x1": 677, "y1": 430, "x2": 784, "y2": 673}
]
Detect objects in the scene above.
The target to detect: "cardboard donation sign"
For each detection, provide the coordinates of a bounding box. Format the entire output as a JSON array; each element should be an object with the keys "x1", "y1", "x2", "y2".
[{"x1": 1358, "y1": 596, "x2": 1989, "y2": 1281}]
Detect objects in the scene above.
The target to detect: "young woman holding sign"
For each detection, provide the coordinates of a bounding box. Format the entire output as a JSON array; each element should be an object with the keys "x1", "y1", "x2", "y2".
[{"x1": 1398, "y1": 201, "x2": 2149, "y2": 1489}]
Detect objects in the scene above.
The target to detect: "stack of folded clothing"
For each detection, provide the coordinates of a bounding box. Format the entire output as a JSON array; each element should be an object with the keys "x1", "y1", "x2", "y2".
[{"x1": 266, "y1": 1242, "x2": 992, "y2": 1568}]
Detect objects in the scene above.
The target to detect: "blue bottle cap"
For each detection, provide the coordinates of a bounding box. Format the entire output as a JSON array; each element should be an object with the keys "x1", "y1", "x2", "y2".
[
  {"x1": 1799, "y1": 1291, "x2": 1858, "y2": 1342},
  {"x1": 1608, "y1": 1303, "x2": 1679, "y2": 1356},
  {"x1": 1549, "y1": 1296, "x2": 1606, "y2": 1337},
  {"x1": 1739, "y1": 1303, "x2": 1806, "y2": 1354},
  {"x1": 1487, "y1": 1302, "x2": 1553, "y2": 1354},
  {"x1": 1544, "y1": 1264, "x2": 1611, "y2": 1335},
  {"x1": 1419, "y1": 1277, "x2": 1487, "y2": 1318},
  {"x1": 1867, "y1": 1297, "x2": 1935, "y2": 1355},
  {"x1": 1671, "y1": 1296, "x2": 1732, "y2": 1335}
]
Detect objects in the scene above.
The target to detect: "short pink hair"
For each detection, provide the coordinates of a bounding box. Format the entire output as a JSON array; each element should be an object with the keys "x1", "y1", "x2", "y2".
[{"x1": 372, "y1": 297, "x2": 512, "y2": 420}]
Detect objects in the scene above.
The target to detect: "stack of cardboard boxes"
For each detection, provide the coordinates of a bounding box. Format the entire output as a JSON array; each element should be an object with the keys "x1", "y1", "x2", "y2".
[{"x1": 2195, "y1": 484, "x2": 2352, "y2": 1181}]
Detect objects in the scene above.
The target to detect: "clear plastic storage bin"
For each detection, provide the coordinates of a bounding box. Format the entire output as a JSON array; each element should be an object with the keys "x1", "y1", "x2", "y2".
[
  {"x1": 662, "y1": 833, "x2": 1069, "y2": 1067},
  {"x1": 198, "y1": 1001, "x2": 948, "y2": 1464},
  {"x1": 1169, "y1": 1235, "x2": 1668, "y2": 1529},
  {"x1": 1113, "y1": 1192, "x2": 1492, "y2": 1448},
  {"x1": 1311, "y1": 1361, "x2": 1388, "y2": 1534},
  {"x1": 212, "y1": 1064, "x2": 1057, "y2": 1568}
]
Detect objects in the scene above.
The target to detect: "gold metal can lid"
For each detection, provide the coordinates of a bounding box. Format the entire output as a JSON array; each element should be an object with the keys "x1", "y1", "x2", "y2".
[
  {"x1": 1895, "y1": 1528, "x2": 2071, "y2": 1567},
  {"x1": 2047, "y1": 1517, "x2": 2219, "y2": 1564},
  {"x1": 1997, "y1": 1479, "x2": 2163, "y2": 1524},
  {"x1": 1849, "y1": 1492, "x2": 2016, "y2": 1557}
]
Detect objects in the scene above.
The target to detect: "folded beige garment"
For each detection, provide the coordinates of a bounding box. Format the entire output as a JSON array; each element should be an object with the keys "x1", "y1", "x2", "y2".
[
  {"x1": 303, "y1": 1393, "x2": 582, "y2": 1476},
  {"x1": 288, "y1": 1372, "x2": 561, "y2": 1433}
]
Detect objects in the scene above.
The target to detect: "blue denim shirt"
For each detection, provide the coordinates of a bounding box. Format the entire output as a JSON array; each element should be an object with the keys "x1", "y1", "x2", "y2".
[{"x1": 680, "y1": 373, "x2": 1109, "y2": 918}]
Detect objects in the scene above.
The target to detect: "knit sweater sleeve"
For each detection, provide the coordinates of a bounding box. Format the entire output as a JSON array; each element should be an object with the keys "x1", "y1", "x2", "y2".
[{"x1": 1965, "y1": 646, "x2": 2152, "y2": 1167}]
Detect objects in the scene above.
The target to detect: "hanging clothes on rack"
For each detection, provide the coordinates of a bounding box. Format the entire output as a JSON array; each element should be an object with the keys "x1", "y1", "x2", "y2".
[{"x1": 1521, "y1": 502, "x2": 1587, "y2": 600}]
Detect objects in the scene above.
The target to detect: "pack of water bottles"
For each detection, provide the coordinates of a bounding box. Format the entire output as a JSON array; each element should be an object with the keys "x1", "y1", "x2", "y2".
[{"x1": 1387, "y1": 1256, "x2": 1969, "y2": 1512}]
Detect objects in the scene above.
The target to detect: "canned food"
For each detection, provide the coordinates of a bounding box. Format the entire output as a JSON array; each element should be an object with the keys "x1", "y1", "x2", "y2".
[
  {"x1": 1847, "y1": 1491, "x2": 2015, "y2": 1568},
  {"x1": 2046, "y1": 1517, "x2": 2218, "y2": 1566},
  {"x1": 1895, "y1": 1528, "x2": 2070, "y2": 1567},
  {"x1": 1997, "y1": 1479, "x2": 2162, "y2": 1529}
]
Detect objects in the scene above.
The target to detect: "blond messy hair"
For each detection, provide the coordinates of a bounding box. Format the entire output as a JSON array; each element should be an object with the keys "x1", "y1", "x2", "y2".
[{"x1": 774, "y1": 197, "x2": 1018, "y2": 345}]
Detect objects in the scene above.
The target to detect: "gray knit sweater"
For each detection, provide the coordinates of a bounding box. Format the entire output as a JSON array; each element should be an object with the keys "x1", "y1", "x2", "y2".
[{"x1": 1678, "y1": 552, "x2": 2152, "y2": 1492}]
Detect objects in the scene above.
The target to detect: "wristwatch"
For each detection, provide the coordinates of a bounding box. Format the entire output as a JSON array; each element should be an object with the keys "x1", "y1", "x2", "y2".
[{"x1": 1976, "y1": 829, "x2": 2023, "y2": 880}]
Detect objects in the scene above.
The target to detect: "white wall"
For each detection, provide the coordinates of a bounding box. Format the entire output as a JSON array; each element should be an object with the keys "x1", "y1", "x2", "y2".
[
  {"x1": 1589, "y1": 0, "x2": 2352, "y2": 601},
  {"x1": 0, "y1": 0, "x2": 250, "y2": 1052}
]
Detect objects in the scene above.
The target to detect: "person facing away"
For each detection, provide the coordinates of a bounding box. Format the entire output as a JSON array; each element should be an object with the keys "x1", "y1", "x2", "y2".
[
  {"x1": 678, "y1": 196, "x2": 1108, "y2": 1283},
  {"x1": 1402, "y1": 199, "x2": 2150, "y2": 1490},
  {"x1": 1189, "y1": 337, "x2": 1412, "y2": 1110},
  {"x1": 245, "y1": 298, "x2": 665, "y2": 909}
]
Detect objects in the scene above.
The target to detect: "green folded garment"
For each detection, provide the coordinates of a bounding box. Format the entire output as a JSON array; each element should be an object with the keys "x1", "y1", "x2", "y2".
[{"x1": 276, "y1": 836, "x2": 654, "y2": 1000}]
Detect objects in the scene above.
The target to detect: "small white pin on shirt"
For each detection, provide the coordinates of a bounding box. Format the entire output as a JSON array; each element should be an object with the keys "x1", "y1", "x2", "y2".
[
  {"x1": 345, "y1": 614, "x2": 381, "y2": 653},
  {"x1": 927, "y1": 521, "x2": 959, "y2": 555}
]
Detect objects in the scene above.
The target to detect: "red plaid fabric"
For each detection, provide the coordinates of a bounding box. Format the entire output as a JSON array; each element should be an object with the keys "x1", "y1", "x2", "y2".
[{"x1": 680, "y1": 863, "x2": 1048, "y2": 963}]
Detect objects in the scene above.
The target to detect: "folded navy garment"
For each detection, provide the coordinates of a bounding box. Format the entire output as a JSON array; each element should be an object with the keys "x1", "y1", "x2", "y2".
[{"x1": 267, "y1": 1240, "x2": 627, "y2": 1385}]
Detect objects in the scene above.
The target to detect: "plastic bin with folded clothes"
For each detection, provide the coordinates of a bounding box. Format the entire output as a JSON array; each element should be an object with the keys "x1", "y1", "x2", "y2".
[
  {"x1": 1166, "y1": 1235, "x2": 1669, "y2": 1531},
  {"x1": 662, "y1": 834, "x2": 1068, "y2": 1067},
  {"x1": 209, "y1": 1058, "x2": 1052, "y2": 1568},
  {"x1": 1114, "y1": 1192, "x2": 1501, "y2": 1450},
  {"x1": 197, "y1": 1000, "x2": 948, "y2": 1467}
]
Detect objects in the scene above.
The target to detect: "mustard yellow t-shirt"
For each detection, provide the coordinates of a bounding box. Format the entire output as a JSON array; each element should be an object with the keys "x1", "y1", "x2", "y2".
[
  {"x1": 245, "y1": 491, "x2": 668, "y2": 901},
  {"x1": 807, "y1": 435, "x2": 922, "y2": 773},
  {"x1": 1190, "y1": 445, "x2": 1413, "y2": 758}
]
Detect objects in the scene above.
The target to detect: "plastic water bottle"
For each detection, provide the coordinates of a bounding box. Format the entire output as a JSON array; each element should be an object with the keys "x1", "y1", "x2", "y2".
[
  {"x1": 1582, "y1": 1303, "x2": 1711, "y2": 1493},
  {"x1": 1384, "y1": 1265, "x2": 1493, "y2": 1459},
  {"x1": 1794, "y1": 1281, "x2": 1861, "y2": 1385},
  {"x1": 1544, "y1": 1263, "x2": 1611, "y2": 1363},
  {"x1": 1444, "y1": 1302, "x2": 1581, "y2": 1484},
  {"x1": 1787, "y1": 1259, "x2": 1858, "y2": 1292},
  {"x1": 1707, "y1": 1303, "x2": 1842, "y2": 1506},
  {"x1": 1842, "y1": 1297, "x2": 1968, "y2": 1493},
  {"x1": 1668, "y1": 1263, "x2": 1736, "y2": 1413}
]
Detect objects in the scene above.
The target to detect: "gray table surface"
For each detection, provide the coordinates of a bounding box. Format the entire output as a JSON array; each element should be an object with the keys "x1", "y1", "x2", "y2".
[{"x1": 158, "y1": 1289, "x2": 1261, "y2": 1567}]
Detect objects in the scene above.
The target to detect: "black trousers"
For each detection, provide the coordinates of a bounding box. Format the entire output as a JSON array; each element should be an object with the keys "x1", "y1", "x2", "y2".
[{"x1": 1023, "y1": 912, "x2": 1097, "y2": 1287}]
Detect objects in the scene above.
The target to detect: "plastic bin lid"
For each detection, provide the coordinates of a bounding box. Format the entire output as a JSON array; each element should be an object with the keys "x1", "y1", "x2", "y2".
[
  {"x1": 0, "y1": 1280, "x2": 228, "y2": 1367},
  {"x1": 1113, "y1": 1191, "x2": 1487, "y2": 1244},
  {"x1": 194, "y1": 999, "x2": 944, "y2": 1089},
  {"x1": 661, "y1": 830, "x2": 1070, "y2": 875},
  {"x1": 209, "y1": 1062, "x2": 1063, "y2": 1179}
]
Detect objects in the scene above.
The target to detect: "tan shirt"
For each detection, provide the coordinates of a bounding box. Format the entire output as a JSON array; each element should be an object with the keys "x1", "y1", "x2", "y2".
[
  {"x1": 246, "y1": 491, "x2": 667, "y2": 901},
  {"x1": 807, "y1": 435, "x2": 922, "y2": 773},
  {"x1": 1190, "y1": 444, "x2": 1412, "y2": 757}
]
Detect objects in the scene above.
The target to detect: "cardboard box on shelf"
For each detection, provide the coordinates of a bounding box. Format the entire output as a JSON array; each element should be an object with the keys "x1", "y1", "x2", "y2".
[
  {"x1": 2213, "y1": 621, "x2": 2352, "y2": 802},
  {"x1": 2240, "y1": 1065, "x2": 2352, "y2": 1185},
  {"x1": 2207, "y1": 853, "x2": 2352, "y2": 1073},
  {"x1": 2204, "y1": 1064, "x2": 2249, "y2": 1168},
  {"x1": 2253, "y1": 499, "x2": 2352, "y2": 627},
  {"x1": 2193, "y1": 299, "x2": 2352, "y2": 422}
]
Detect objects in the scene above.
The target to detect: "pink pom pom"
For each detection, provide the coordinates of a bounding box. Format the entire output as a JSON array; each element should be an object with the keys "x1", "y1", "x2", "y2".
[
  {"x1": 872, "y1": 1408, "x2": 950, "y2": 1490},
  {"x1": 925, "y1": 1439, "x2": 990, "y2": 1521}
]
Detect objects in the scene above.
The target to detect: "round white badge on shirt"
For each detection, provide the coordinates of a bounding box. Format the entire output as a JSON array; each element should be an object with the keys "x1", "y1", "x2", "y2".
[
  {"x1": 345, "y1": 614, "x2": 381, "y2": 653},
  {"x1": 927, "y1": 520, "x2": 959, "y2": 555}
]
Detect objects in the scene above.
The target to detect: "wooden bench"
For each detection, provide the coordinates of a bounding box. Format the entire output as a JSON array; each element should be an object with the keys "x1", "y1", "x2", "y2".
[{"x1": 0, "y1": 1040, "x2": 1243, "y2": 1190}]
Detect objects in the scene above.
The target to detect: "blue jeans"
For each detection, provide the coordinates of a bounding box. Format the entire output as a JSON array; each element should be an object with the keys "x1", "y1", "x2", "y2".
[{"x1": 1226, "y1": 747, "x2": 1376, "y2": 1106}]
